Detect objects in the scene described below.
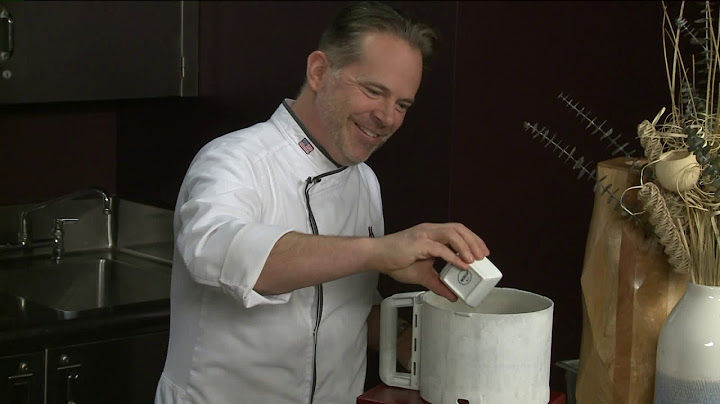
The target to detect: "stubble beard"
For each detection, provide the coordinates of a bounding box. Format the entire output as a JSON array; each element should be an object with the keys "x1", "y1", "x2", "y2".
[{"x1": 317, "y1": 88, "x2": 365, "y2": 166}]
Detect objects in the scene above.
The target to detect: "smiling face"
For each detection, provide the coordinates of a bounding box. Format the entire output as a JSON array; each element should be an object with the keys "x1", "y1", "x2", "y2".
[{"x1": 311, "y1": 32, "x2": 423, "y2": 166}]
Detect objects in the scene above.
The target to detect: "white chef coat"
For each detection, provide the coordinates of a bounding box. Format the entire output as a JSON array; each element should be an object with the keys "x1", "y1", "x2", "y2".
[{"x1": 155, "y1": 100, "x2": 383, "y2": 404}]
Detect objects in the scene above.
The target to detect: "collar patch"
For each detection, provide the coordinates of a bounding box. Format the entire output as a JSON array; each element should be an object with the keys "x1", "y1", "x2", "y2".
[{"x1": 298, "y1": 137, "x2": 314, "y2": 154}]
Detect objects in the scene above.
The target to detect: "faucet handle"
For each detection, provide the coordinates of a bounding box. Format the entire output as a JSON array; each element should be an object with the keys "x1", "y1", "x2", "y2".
[{"x1": 53, "y1": 218, "x2": 79, "y2": 232}]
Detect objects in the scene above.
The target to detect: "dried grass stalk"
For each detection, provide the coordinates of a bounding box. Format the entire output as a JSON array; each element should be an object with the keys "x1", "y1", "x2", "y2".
[
  {"x1": 686, "y1": 208, "x2": 720, "y2": 285},
  {"x1": 631, "y1": 1, "x2": 720, "y2": 286}
]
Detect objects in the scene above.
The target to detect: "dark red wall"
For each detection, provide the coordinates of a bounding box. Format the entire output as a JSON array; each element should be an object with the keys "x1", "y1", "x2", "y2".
[
  {"x1": 452, "y1": 0, "x2": 670, "y2": 391},
  {"x1": 0, "y1": 103, "x2": 118, "y2": 204}
]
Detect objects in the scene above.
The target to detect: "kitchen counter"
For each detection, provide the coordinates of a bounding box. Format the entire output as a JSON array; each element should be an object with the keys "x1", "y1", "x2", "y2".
[
  {"x1": 0, "y1": 244, "x2": 173, "y2": 356},
  {"x1": 0, "y1": 291, "x2": 169, "y2": 356}
]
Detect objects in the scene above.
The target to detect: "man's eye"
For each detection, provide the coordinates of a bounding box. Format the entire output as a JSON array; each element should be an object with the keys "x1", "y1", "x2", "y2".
[{"x1": 367, "y1": 88, "x2": 382, "y2": 96}]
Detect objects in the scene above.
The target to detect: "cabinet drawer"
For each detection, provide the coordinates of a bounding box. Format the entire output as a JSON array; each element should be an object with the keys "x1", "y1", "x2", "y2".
[
  {"x1": 46, "y1": 331, "x2": 169, "y2": 404},
  {"x1": 0, "y1": 351, "x2": 44, "y2": 404}
]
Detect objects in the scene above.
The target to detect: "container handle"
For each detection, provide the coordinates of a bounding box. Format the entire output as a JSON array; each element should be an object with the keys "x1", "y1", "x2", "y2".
[{"x1": 379, "y1": 291, "x2": 424, "y2": 390}]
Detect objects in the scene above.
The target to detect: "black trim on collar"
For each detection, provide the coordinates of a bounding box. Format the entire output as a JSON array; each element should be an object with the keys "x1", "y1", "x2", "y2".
[{"x1": 282, "y1": 100, "x2": 344, "y2": 169}]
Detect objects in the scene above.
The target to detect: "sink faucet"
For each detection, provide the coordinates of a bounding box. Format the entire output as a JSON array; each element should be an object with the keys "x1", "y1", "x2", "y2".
[
  {"x1": 18, "y1": 187, "x2": 112, "y2": 247},
  {"x1": 51, "y1": 218, "x2": 79, "y2": 262}
]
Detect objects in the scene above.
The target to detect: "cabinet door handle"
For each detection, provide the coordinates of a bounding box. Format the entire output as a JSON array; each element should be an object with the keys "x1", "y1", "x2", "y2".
[
  {"x1": 66, "y1": 372, "x2": 79, "y2": 404},
  {"x1": 0, "y1": 6, "x2": 13, "y2": 62}
]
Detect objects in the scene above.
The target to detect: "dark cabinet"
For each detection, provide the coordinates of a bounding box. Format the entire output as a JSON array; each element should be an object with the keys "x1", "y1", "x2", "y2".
[
  {"x1": 0, "y1": 351, "x2": 44, "y2": 404},
  {"x1": 1, "y1": 331, "x2": 168, "y2": 404},
  {"x1": 47, "y1": 331, "x2": 169, "y2": 404},
  {"x1": 0, "y1": 1, "x2": 198, "y2": 104}
]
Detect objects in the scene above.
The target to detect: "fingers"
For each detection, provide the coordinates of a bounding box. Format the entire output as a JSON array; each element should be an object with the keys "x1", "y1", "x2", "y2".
[
  {"x1": 453, "y1": 223, "x2": 490, "y2": 261},
  {"x1": 381, "y1": 223, "x2": 489, "y2": 303},
  {"x1": 425, "y1": 240, "x2": 472, "y2": 270},
  {"x1": 426, "y1": 223, "x2": 489, "y2": 265}
]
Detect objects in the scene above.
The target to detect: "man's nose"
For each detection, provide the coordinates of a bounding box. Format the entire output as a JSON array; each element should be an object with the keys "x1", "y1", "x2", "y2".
[{"x1": 372, "y1": 100, "x2": 396, "y2": 128}]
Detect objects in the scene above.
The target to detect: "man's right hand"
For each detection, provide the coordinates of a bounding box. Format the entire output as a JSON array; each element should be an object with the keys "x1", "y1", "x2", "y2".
[{"x1": 370, "y1": 223, "x2": 490, "y2": 301}]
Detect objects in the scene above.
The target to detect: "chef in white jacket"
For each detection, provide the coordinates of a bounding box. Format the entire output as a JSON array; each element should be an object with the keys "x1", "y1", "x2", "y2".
[{"x1": 155, "y1": 2, "x2": 490, "y2": 403}]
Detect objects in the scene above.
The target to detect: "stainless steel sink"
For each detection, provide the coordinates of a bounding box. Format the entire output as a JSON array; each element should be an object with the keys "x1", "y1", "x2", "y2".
[
  {"x1": 0, "y1": 293, "x2": 59, "y2": 328},
  {"x1": 0, "y1": 250, "x2": 170, "y2": 319}
]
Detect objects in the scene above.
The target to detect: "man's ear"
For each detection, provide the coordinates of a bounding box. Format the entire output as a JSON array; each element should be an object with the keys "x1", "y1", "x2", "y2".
[{"x1": 306, "y1": 50, "x2": 331, "y2": 92}]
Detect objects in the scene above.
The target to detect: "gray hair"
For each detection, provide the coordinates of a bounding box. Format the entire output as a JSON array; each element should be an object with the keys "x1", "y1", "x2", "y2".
[{"x1": 318, "y1": 1, "x2": 438, "y2": 71}]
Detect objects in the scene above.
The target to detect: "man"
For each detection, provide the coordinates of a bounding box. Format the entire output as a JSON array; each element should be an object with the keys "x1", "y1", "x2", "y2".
[{"x1": 155, "y1": 2, "x2": 489, "y2": 403}]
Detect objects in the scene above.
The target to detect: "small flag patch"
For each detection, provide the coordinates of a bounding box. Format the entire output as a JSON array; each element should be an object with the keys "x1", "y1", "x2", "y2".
[{"x1": 299, "y1": 138, "x2": 314, "y2": 154}]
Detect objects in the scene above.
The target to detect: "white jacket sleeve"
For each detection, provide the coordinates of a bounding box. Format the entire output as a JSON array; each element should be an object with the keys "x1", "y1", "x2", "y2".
[{"x1": 176, "y1": 140, "x2": 293, "y2": 308}]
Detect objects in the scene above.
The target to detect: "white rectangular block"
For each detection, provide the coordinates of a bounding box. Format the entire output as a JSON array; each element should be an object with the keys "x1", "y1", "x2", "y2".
[{"x1": 440, "y1": 257, "x2": 503, "y2": 307}]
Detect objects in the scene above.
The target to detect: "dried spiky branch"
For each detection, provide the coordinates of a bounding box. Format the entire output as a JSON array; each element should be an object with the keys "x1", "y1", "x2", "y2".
[
  {"x1": 522, "y1": 122, "x2": 596, "y2": 180},
  {"x1": 557, "y1": 92, "x2": 638, "y2": 157},
  {"x1": 522, "y1": 121, "x2": 649, "y2": 230}
]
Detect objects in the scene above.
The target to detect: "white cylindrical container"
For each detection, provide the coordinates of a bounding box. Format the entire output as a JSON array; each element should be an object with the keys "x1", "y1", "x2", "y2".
[{"x1": 380, "y1": 288, "x2": 554, "y2": 404}]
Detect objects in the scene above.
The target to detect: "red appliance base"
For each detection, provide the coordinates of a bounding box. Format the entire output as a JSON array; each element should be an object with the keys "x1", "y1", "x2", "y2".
[{"x1": 357, "y1": 383, "x2": 567, "y2": 404}]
